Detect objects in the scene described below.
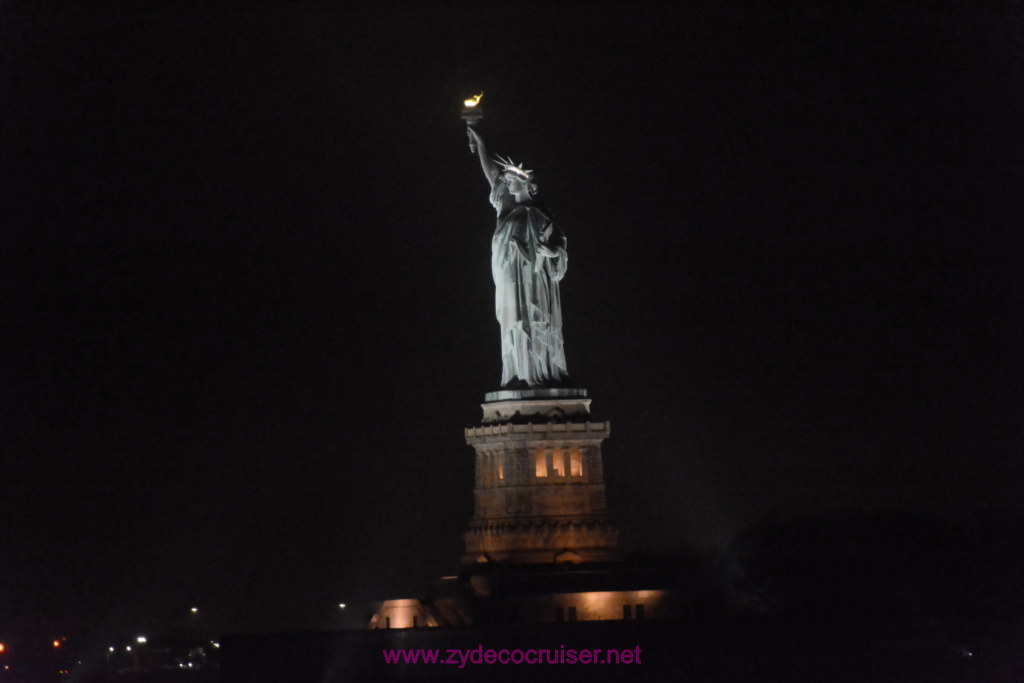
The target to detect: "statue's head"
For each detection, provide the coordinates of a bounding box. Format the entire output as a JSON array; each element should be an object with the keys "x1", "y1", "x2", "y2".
[
  {"x1": 495, "y1": 156, "x2": 537, "y2": 198},
  {"x1": 503, "y1": 174, "x2": 537, "y2": 201}
]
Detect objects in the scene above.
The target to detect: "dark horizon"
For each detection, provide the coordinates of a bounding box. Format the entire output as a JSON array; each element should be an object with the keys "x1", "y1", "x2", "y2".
[{"x1": 2, "y1": 1, "x2": 1022, "y2": 640}]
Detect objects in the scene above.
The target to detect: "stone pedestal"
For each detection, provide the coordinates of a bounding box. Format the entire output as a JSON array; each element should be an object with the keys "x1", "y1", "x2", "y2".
[{"x1": 463, "y1": 388, "x2": 620, "y2": 565}]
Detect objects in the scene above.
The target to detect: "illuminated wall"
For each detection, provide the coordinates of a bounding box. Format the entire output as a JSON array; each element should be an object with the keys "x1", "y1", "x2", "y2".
[
  {"x1": 368, "y1": 599, "x2": 439, "y2": 630},
  {"x1": 369, "y1": 590, "x2": 676, "y2": 628},
  {"x1": 464, "y1": 418, "x2": 619, "y2": 564},
  {"x1": 515, "y1": 590, "x2": 671, "y2": 623}
]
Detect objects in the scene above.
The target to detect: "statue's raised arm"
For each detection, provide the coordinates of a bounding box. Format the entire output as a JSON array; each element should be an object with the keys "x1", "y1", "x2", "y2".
[{"x1": 467, "y1": 127, "x2": 500, "y2": 190}]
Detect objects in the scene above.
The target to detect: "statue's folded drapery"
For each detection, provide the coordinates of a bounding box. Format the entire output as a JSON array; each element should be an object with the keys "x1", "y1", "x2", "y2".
[{"x1": 489, "y1": 183, "x2": 568, "y2": 387}]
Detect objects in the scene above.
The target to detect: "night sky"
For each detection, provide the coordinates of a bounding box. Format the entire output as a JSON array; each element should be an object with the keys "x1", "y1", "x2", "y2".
[{"x1": 2, "y1": 2, "x2": 1022, "y2": 639}]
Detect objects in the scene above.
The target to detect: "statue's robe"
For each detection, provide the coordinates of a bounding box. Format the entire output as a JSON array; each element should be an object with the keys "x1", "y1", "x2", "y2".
[{"x1": 490, "y1": 192, "x2": 569, "y2": 387}]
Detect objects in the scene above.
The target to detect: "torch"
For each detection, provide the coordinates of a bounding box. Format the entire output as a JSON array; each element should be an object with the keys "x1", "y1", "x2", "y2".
[{"x1": 461, "y1": 92, "x2": 483, "y2": 152}]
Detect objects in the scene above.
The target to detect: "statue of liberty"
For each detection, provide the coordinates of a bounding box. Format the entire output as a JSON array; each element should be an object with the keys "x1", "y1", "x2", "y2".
[{"x1": 466, "y1": 126, "x2": 569, "y2": 388}]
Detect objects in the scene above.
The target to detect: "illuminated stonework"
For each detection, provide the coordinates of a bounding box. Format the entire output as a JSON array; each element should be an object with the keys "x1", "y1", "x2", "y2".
[
  {"x1": 368, "y1": 599, "x2": 440, "y2": 630},
  {"x1": 463, "y1": 389, "x2": 620, "y2": 564},
  {"x1": 511, "y1": 589, "x2": 670, "y2": 623}
]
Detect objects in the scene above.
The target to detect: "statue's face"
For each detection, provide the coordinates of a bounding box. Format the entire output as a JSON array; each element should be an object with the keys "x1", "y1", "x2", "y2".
[{"x1": 505, "y1": 175, "x2": 524, "y2": 194}]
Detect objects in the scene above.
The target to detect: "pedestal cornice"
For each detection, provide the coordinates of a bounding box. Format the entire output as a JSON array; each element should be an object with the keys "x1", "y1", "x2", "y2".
[
  {"x1": 466, "y1": 420, "x2": 610, "y2": 445},
  {"x1": 480, "y1": 388, "x2": 594, "y2": 425}
]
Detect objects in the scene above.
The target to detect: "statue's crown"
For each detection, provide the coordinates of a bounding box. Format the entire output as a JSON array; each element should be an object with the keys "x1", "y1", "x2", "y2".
[{"x1": 495, "y1": 155, "x2": 534, "y2": 181}]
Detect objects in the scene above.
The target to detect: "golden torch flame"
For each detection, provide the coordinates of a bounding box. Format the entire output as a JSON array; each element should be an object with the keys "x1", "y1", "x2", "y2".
[{"x1": 463, "y1": 92, "x2": 483, "y2": 108}]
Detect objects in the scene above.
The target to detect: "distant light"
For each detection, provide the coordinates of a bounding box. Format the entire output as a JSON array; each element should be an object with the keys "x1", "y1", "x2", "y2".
[
  {"x1": 109, "y1": 647, "x2": 115, "y2": 652},
  {"x1": 211, "y1": 642, "x2": 220, "y2": 649},
  {"x1": 136, "y1": 636, "x2": 147, "y2": 644},
  {"x1": 0, "y1": 642, "x2": 4, "y2": 652},
  {"x1": 338, "y1": 603, "x2": 347, "y2": 609},
  {"x1": 126, "y1": 646, "x2": 132, "y2": 652},
  {"x1": 190, "y1": 607, "x2": 199, "y2": 614},
  {"x1": 53, "y1": 640, "x2": 61, "y2": 648}
]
